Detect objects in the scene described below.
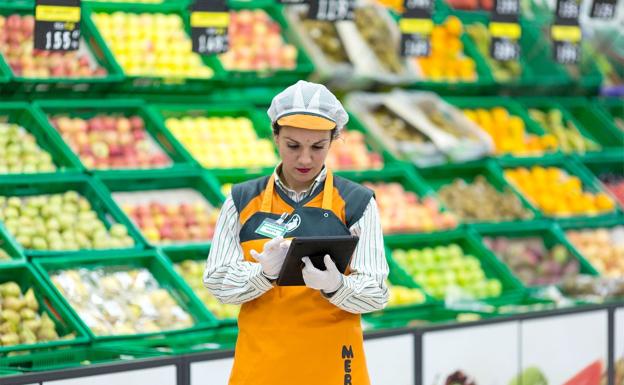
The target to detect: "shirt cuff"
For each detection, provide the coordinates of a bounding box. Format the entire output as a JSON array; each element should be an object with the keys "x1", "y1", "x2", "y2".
[
  {"x1": 326, "y1": 275, "x2": 354, "y2": 306},
  {"x1": 249, "y1": 263, "x2": 274, "y2": 292}
]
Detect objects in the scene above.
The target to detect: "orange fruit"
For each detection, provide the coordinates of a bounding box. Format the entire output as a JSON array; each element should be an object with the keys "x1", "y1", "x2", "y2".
[
  {"x1": 444, "y1": 16, "x2": 463, "y2": 37},
  {"x1": 595, "y1": 193, "x2": 614, "y2": 211}
]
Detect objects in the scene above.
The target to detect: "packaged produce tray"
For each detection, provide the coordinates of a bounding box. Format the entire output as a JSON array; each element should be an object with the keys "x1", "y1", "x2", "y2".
[
  {"x1": 32, "y1": 99, "x2": 194, "y2": 175},
  {"x1": 473, "y1": 221, "x2": 598, "y2": 291},
  {"x1": 419, "y1": 160, "x2": 540, "y2": 229},
  {"x1": 383, "y1": 229, "x2": 524, "y2": 302},
  {"x1": 83, "y1": 2, "x2": 219, "y2": 94},
  {"x1": 161, "y1": 246, "x2": 239, "y2": 325},
  {"x1": 498, "y1": 157, "x2": 621, "y2": 224},
  {"x1": 518, "y1": 97, "x2": 622, "y2": 158},
  {"x1": 0, "y1": 2, "x2": 123, "y2": 95},
  {"x1": 95, "y1": 169, "x2": 224, "y2": 250},
  {"x1": 337, "y1": 164, "x2": 459, "y2": 235},
  {"x1": 0, "y1": 173, "x2": 145, "y2": 258},
  {"x1": 363, "y1": 303, "x2": 493, "y2": 331},
  {"x1": 444, "y1": 96, "x2": 564, "y2": 161},
  {"x1": 208, "y1": 1, "x2": 314, "y2": 87},
  {"x1": 98, "y1": 327, "x2": 238, "y2": 355},
  {"x1": 0, "y1": 102, "x2": 82, "y2": 176},
  {"x1": 0, "y1": 346, "x2": 159, "y2": 372},
  {"x1": 148, "y1": 103, "x2": 277, "y2": 178},
  {"x1": 0, "y1": 263, "x2": 90, "y2": 355},
  {"x1": 32, "y1": 250, "x2": 218, "y2": 342}
]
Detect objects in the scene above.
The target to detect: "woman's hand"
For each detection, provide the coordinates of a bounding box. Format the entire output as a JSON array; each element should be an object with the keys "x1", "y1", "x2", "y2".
[
  {"x1": 301, "y1": 255, "x2": 343, "y2": 294},
  {"x1": 250, "y1": 236, "x2": 291, "y2": 279}
]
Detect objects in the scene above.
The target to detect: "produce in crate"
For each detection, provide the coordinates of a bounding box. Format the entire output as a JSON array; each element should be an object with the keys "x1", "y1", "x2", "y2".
[
  {"x1": 0, "y1": 249, "x2": 9, "y2": 261},
  {"x1": 463, "y1": 107, "x2": 558, "y2": 156},
  {"x1": 413, "y1": 17, "x2": 477, "y2": 82},
  {"x1": 116, "y1": 189, "x2": 219, "y2": 245},
  {"x1": 483, "y1": 236, "x2": 579, "y2": 286},
  {"x1": 92, "y1": 12, "x2": 213, "y2": 78},
  {"x1": 51, "y1": 267, "x2": 194, "y2": 336},
  {"x1": 597, "y1": 173, "x2": 624, "y2": 206},
  {"x1": 164, "y1": 116, "x2": 277, "y2": 169},
  {"x1": 466, "y1": 23, "x2": 521, "y2": 82},
  {"x1": 444, "y1": 370, "x2": 478, "y2": 385},
  {"x1": 353, "y1": 6, "x2": 404, "y2": 75},
  {"x1": 566, "y1": 226, "x2": 624, "y2": 278},
  {"x1": 301, "y1": 17, "x2": 350, "y2": 65},
  {"x1": 221, "y1": 183, "x2": 233, "y2": 197},
  {"x1": 325, "y1": 130, "x2": 383, "y2": 170},
  {"x1": 372, "y1": 106, "x2": 430, "y2": 144},
  {"x1": 438, "y1": 176, "x2": 533, "y2": 222},
  {"x1": 561, "y1": 275, "x2": 624, "y2": 300},
  {"x1": 504, "y1": 166, "x2": 615, "y2": 216},
  {"x1": 387, "y1": 284, "x2": 426, "y2": 307},
  {"x1": 0, "y1": 281, "x2": 70, "y2": 346},
  {"x1": 390, "y1": 245, "x2": 503, "y2": 299},
  {"x1": 528, "y1": 109, "x2": 601, "y2": 154},
  {"x1": 561, "y1": 360, "x2": 602, "y2": 385},
  {"x1": 50, "y1": 114, "x2": 171, "y2": 170},
  {"x1": 362, "y1": 182, "x2": 457, "y2": 233},
  {"x1": 174, "y1": 259, "x2": 240, "y2": 319},
  {"x1": 446, "y1": 0, "x2": 493, "y2": 10},
  {"x1": 508, "y1": 367, "x2": 548, "y2": 385},
  {"x1": 0, "y1": 192, "x2": 134, "y2": 251},
  {"x1": 0, "y1": 14, "x2": 107, "y2": 78},
  {"x1": 0, "y1": 122, "x2": 57, "y2": 174},
  {"x1": 218, "y1": 9, "x2": 297, "y2": 71}
]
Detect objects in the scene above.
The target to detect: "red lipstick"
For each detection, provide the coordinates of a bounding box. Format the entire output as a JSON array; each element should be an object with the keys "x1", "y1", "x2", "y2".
[{"x1": 296, "y1": 168, "x2": 311, "y2": 174}]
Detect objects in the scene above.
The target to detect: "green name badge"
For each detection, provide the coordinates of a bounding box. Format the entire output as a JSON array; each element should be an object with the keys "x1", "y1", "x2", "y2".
[{"x1": 255, "y1": 218, "x2": 287, "y2": 238}]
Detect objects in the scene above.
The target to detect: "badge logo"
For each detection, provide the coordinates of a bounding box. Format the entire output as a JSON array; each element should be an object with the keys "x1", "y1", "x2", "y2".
[{"x1": 285, "y1": 214, "x2": 301, "y2": 233}]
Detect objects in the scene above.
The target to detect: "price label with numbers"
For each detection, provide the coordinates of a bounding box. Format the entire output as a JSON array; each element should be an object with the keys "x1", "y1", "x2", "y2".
[
  {"x1": 34, "y1": 0, "x2": 81, "y2": 51},
  {"x1": 307, "y1": 0, "x2": 356, "y2": 21},
  {"x1": 190, "y1": 0, "x2": 229, "y2": 55},
  {"x1": 552, "y1": 0, "x2": 580, "y2": 64},
  {"x1": 590, "y1": 0, "x2": 617, "y2": 19},
  {"x1": 555, "y1": 0, "x2": 580, "y2": 22},
  {"x1": 399, "y1": 0, "x2": 433, "y2": 57},
  {"x1": 489, "y1": 0, "x2": 521, "y2": 61}
]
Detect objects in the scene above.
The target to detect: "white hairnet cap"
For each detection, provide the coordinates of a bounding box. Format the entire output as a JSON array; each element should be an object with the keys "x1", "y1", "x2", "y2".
[{"x1": 268, "y1": 80, "x2": 348, "y2": 132}]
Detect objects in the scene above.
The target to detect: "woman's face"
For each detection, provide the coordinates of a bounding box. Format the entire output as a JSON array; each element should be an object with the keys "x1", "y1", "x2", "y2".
[{"x1": 274, "y1": 126, "x2": 332, "y2": 190}]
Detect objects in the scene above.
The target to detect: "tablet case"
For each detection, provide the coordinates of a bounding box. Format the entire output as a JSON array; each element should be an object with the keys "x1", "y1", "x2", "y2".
[{"x1": 276, "y1": 235, "x2": 359, "y2": 286}]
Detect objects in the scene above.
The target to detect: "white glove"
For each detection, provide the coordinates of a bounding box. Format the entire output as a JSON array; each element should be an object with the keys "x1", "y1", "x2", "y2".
[
  {"x1": 250, "y1": 236, "x2": 291, "y2": 279},
  {"x1": 302, "y1": 255, "x2": 343, "y2": 293}
]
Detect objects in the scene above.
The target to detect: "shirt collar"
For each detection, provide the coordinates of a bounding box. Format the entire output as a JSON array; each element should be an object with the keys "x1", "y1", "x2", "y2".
[{"x1": 273, "y1": 164, "x2": 327, "y2": 198}]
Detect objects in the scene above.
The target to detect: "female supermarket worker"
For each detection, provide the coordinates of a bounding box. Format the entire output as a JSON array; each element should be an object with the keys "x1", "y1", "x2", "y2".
[{"x1": 203, "y1": 80, "x2": 389, "y2": 385}]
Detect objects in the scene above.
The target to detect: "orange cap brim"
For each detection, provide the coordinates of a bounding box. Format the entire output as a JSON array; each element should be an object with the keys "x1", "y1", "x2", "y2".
[{"x1": 277, "y1": 114, "x2": 336, "y2": 130}]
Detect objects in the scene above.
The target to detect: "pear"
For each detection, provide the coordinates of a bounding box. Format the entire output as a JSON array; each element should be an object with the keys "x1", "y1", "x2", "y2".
[
  {"x1": 24, "y1": 288, "x2": 38, "y2": 311},
  {"x1": 0, "y1": 282, "x2": 21, "y2": 298},
  {"x1": 19, "y1": 308, "x2": 36, "y2": 320},
  {"x1": 40, "y1": 312, "x2": 55, "y2": 330},
  {"x1": 1, "y1": 333, "x2": 19, "y2": 346},
  {"x1": 0, "y1": 321, "x2": 16, "y2": 334},
  {"x1": 19, "y1": 328, "x2": 37, "y2": 344},
  {"x1": 1, "y1": 309, "x2": 20, "y2": 325},
  {"x1": 37, "y1": 327, "x2": 58, "y2": 341},
  {"x1": 3, "y1": 296, "x2": 25, "y2": 312},
  {"x1": 23, "y1": 318, "x2": 41, "y2": 332}
]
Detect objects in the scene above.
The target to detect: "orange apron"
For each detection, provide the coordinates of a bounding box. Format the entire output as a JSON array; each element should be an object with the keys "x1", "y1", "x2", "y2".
[{"x1": 228, "y1": 170, "x2": 370, "y2": 385}]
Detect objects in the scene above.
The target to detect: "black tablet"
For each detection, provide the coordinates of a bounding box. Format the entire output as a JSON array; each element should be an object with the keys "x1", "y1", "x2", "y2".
[{"x1": 276, "y1": 235, "x2": 359, "y2": 286}]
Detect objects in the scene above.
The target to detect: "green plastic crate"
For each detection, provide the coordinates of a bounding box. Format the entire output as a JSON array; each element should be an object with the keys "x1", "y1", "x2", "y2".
[
  {"x1": 0, "y1": 263, "x2": 90, "y2": 355},
  {"x1": 31, "y1": 99, "x2": 195, "y2": 175},
  {"x1": 0, "y1": 173, "x2": 145, "y2": 258},
  {"x1": 595, "y1": 97, "x2": 624, "y2": 135},
  {"x1": 337, "y1": 164, "x2": 459, "y2": 235},
  {"x1": 498, "y1": 157, "x2": 621, "y2": 224},
  {"x1": 0, "y1": 54, "x2": 11, "y2": 96},
  {"x1": 576, "y1": 155, "x2": 624, "y2": 209},
  {"x1": 0, "y1": 369, "x2": 21, "y2": 377},
  {"x1": 95, "y1": 168, "x2": 224, "y2": 251},
  {"x1": 455, "y1": 12, "x2": 538, "y2": 94},
  {"x1": 208, "y1": 1, "x2": 315, "y2": 87},
  {"x1": 518, "y1": 97, "x2": 622, "y2": 157},
  {"x1": 444, "y1": 96, "x2": 564, "y2": 161},
  {"x1": 407, "y1": 13, "x2": 496, "y2": 95},
  {"x1": 419, "y1": 160, "x2": 541, "y2": 229},
  {"x1": 472, "y1": 220, "x2": 599, "y2": 290},
  {"x1": 148, "y1": 103, "x2": 277, "y2": 178},
  {"x1": 160, "y1": 246, "x2": 238, "y2": 325},
  {"x1": 212, "y1": 169, "x2": 268, "y2": 199},
  {"x1": 83, "y1": 2, "x2": 220, "y2": 94},
  {"x1": 0, "y1": 102, "x2": 83, "y2": 176},
  {"x1": 0, "y1": 3, "x2": 124, "y2": 96},
  {"x1": 384, "y1": 229, "x2": 525, "y2": 301},
  {"x1": 98, "y1": 326, "x2": 238, "y2": 355},
  {"x1": 32, "y1": 250, "x2": 218, "y2": 342},
  {"x1": 0, "y1": 224, "x2": 24, "y2": 263},
  {"x1": 0, "y1": 347, "x2": 159, "y2": 372},
  {"x1": 363, "y1": 303, "x2": 493, "y2": 331}
]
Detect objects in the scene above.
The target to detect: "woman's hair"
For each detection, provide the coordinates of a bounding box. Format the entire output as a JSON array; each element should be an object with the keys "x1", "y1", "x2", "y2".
[{"x1": 272, "y1": 122, "x2": 339, "y2": 141}]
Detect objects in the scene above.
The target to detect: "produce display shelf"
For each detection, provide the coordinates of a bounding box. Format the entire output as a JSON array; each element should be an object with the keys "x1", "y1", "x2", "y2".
[
  {"x1": 576, "y1": 155, "x2": 624, "y2": 210},
  {"x1": 0, "y1": 223, "x2": 24, "y2": 263}
]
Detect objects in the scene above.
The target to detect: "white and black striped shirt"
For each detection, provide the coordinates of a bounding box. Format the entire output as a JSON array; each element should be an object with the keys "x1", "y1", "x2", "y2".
[{"x1": 203, "y1": 167, "x2": 389, "y2": 314}]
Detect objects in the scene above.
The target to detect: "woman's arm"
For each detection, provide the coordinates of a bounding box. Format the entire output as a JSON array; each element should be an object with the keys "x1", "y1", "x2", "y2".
[
  {"x1": 203, "y1": 196, "x2": 273, "y2": 305},
  {"x1": 327, "y1": 198, "x2": 389, "y2": 313}
]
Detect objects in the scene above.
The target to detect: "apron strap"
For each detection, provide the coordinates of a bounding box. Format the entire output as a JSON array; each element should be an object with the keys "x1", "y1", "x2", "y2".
[
  {"x1": 322, "y1": 169, "x2": 333, "y2": 211},
  {"x1": 261, "y1": 169, "x2": 334, "y2": 212}
]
